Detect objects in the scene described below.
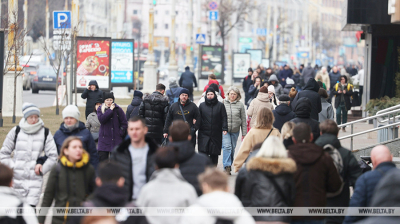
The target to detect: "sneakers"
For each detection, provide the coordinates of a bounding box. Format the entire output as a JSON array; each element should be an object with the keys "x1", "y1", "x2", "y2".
[{"x1": 224, "y1": 166, "x2": 231, "y2": 175}]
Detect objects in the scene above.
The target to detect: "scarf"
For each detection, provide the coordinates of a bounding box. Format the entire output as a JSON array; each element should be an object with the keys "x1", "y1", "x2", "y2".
[
  {"x1": 101, "y1": 103, "x2": 111, "y2": 114},
  {"x1": 64, "y1": 122, "x2": 80, "y2": 132},
  {"x1": 19, "y1": 118, "x2": 44, "y2": 134}
]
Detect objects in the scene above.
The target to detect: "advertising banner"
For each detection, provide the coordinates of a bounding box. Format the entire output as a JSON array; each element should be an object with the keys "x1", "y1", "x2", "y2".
[
  {"x1": 261, "y1": 58, "x2": 270, "y2": 68},
  {"x1": 246, "y1": 49, "x2": 262, "y2": 68},
  {"x1": 233, "y1": 53, "x2": 250, "y2": 79},
  {"x1": 200, "y1": 46, "x2": 223, "y2": 79},
  {"x1": 111, "y1": 40, "x2": 134, "y2": 84},
  {"x1": 76, "y1": 38, "x2": 111, "y2": 89}
]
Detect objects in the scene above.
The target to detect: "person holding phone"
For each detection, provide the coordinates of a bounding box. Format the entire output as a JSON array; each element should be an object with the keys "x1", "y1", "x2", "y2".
[
  {"x1": 333, "y1": 75, "x2": 353, "y2": 131},
  {"x1": 81, "y1": 80, "x2": 103, "y2": 118}
]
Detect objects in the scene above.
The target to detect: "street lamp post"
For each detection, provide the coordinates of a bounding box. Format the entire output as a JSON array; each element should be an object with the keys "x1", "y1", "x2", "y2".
[
  {"x1": 168, "y1": 0, "x2": 178, "y2": 79},
  {"x1": 142, "y1": 1, "x2": 157, "y2": 93},
  {"x1": 185, "y1": 0, "x2": 194, "y2": 71}
]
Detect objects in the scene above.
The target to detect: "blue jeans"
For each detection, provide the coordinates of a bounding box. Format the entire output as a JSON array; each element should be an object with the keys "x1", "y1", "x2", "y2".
[
  {"x1": 291, "y1": 220, "x2": 324, "y2": 224},
  {"x1": 222, "y1": 132, "x2": 240, "y2": 168}
]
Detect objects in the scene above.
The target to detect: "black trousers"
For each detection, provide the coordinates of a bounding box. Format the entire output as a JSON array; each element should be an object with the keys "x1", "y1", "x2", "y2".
[
  {"x1": 183, "y1": 86, "x2": 194, "y2": 101},
  {"x1": 98, "y1": 151, "x2": 110, "y2": 162},
  {"x1": 200, "y1": 152, "x2": 218, "y2": 165}
]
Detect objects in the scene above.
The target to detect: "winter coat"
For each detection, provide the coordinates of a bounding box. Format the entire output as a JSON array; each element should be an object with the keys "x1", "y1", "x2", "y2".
[
  {"x1": 268, "y1": 74, "x2": 284, "y2": 97},
  {"x1": 0, "y1": 186, "x2": 39, "y2": 223},
  {"x1": 292, "y1": 73, "x2": 302, "y2": 89},
  {"x1": 283, "y1": 84, "x2": 295, "y2": 95},
  {"x1": 39, "y1": 152, "x2": 96, "y2": 224},
  {"x1": 247, "y1": 92, "x2": 274, "y2": 128},
  {"x1": 166, "y1": 84, "x2": 184, "y2": 105},
  {"x1": 164, "y1": 100, "x2": 201, "y2": 133},
  {"x1": 81, "y1": 80, "x2": 103, "y2": 118},
  {"x1": 137, "y1": 168, "x2": 197, "y2": 224},
  {"x1": 197, "y1": 91, "x2": 223, "y2": 107},
  {"x1": 179, "y1": 67, "x2": 198, "y2": 88},
  {"x1": 288, "y1": 143, "x2": 342, "y2": 220},
  {"x1": 273, "y1": 103, "x2": 296, "y2": 132},
  {"x1": 315, "y1": 133, "x2": 362, "y2": 224},
  {"x1": 343, "y1": 162, "x2": 396, "y2": 224},
  {"x1": 292, "y1": 78, "x2": 322, "y2": 121},
  {"x1": 168, "y1": 140, "x2": 212, "y2": 196},
  {"x1": 290, "y1": 97, "x2": 320, "y2": 141},
  {"x1": 97, "y1": 103, "x2": 128, "y2": 152},
  {"x1": 126, "y1": 96, "x2": 143, "y2": 120},
  {"x1": 278, "y1": 69, "x2": 293, "y2": 87},
  {"x1": 179, "y1": 191, "x2": 256, "y2": 224},
  {"x1": 329, "y1": 71, "x2": 341, "y2": 89},
  {"x1": 315, "y1": 71, "x2": 330, "y2": 90},
  {"x1": 53, "y1": 122, "x2": 99, "y2": 169},
  {"x1": 301, "y1": 65, "x2": 316, "y2": 86},
  {"x1": 85, "y1": 112, "x2": 100, "y2": 140},
  {"x1": 333, "y1": 82, "x2": 353, "y2": 110},
  {"x1": 319, "y1": 98, "x2": 334, "y2": 122},
  {"x1": 0, "y1": 123, "x2": 58, "y2": 206},
  {"x1": 242, "y1": 75, "x2": 253, "y2": 104},
  {"x1": 198, "y1": 95, "x2": 228, "y2": 155},
  {"x1": 224, "y1": 99, "x2": 247, "y2": 135},
  {"x1": 235, "y1": 157, "x2": 296, "y2": 223},
  {"x1": 139, "y1": 91, "x2": 169, "y2": 139},
  {"x1": 203, "y1": 79, "x2": 225, "y2": 99},
  {"x1": 110, "y1": 136, "x2": 158, "y2": 201},
  {"x1": 233, "y1": 128, "x2": 281, "y2": 172},
  {"x1": 247, "y1": 84, "x2": 259, "y2": 103}
]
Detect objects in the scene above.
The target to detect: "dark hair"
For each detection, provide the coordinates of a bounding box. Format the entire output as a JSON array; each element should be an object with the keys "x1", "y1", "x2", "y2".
[
  {"x1": 300, "y1": 64, "x2": 304, "y2": 68},
  {"x1": 155, "y1": 147, "x2": 178, "y2": 169},
  {"x1": 128, "y1": 116, "x2": 146, "y2": 127},
  {"x1": 248, "y1": 68, "x2": 253, "y2": 73},
  {"x1": 320, "y1": 120, "x2": 339, "y2": 136},
  {"x1": 340, "y1": 75, "x2": 348, "y2": 83},
  {"x1": 262, "y1": 81, "x2": 269, "y2": 87},
  {"x1": 169, "y1": 120, "x2": 190, "y2": 141},
  {"x1": 292, "y1": 123, "x2": 312, "y2": 143},
  {"x1": 318, "y1": 88, "x2": 328, "y2": 98},
  {"x1": 98, "y1": 161, "x2": 123, "y2": 184},
  {"x1": 208, "y1": 74, "x2": 216, "y2": 79},
  {"x1": 0, "y1": 164, "x2": 13, "y2": 187},
  {"x1": 317, "y1": 81, "x2": 323, "y2": 88},
  {"x1": 93, "y1": 102, "x2": 102, "y2": 112},
  {"x1": 253, "y1": 76, "x2": 262, "y2": 84},
  {"x1": 156, "y1": 83, "x2": 166, "y2": 91}
]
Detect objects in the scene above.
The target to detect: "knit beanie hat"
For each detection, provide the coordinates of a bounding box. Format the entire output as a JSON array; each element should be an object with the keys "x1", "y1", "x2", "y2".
[
  {"x1": 96, "y1": 98, "x2": 104, "y2": 104},
  {"x1": 259, "y1": 86, "x2": 268, "y2": 93},
  {"x1": 278, "y1": 94, "x2": 291, "y2": 102},
  {"x1": 22, "y1": 103, "x2": 40, "y2": 119},
  {"x1": 286, "y1": 78, "x2": 295, "y2": 85},
  {"x1": 206, "y1": 87, "x2": 215, "y2": 95},
  {"x1": 134, "y1": 90, "x2": 143, "y2": 98},
  {"x1": 179, "y1": 88, "x2": 190, "y2": 96},
  {"x1": 209, "y1": 83, "x2": 220, "y2": 93},
  {"x1": 169, "y1": 77, "x2": 177, "y2": 85},
  {"x1": 62, "y1": 105, "x2": 80, "y2": 120},
  {"x1": 103, "y1": 92, "x2": 115, "y2": 102},
  {"x1": 268, "y1": 85, "x2": 275, "y2": 93}
]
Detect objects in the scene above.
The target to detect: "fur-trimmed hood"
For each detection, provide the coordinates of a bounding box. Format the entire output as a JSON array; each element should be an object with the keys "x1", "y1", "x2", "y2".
[{"x1": 246, "y1": 157, "x2": 297, "y2": 174}]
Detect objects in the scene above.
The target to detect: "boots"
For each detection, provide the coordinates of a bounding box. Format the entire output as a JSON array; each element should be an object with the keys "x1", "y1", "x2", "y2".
[
  {"x1": 224, "y1": 166, "x2": 231, "y2": 175},
  {"x1": 342, "y1": 127, "x2": 346, "y2": 132}
]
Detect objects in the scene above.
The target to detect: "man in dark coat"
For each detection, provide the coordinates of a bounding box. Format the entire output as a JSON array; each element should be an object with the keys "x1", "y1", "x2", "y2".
[
  {"x1": 315, "y1": 120, "x2": 362, "y2": 224},
  {"x1": 163, "y1": 88, "x2": 201, "y2": 147},
  {"x1": 139, "y1": 84, "x2": 169, "y2": 144},
  {"x1": 290, "y1": 97, "x2": 320, "y2": 141},
  {"x1": 179, "y1": 66, "x2": 198, "y2": 101},
  {"x1": 278, "y1": 65, "x2": 293, "y2": 87},
  {"x1": 242, "y1": 68, "x2": 254, "y2": 105},
  {"x1": 111, "y1": 117, "x2": 158, "y2": 201},
  {"x1": 167, "y1": 120, "x2": 212, "y2": 196},
  {"x1": 343, "y1": 145, "x2": 396, "y2": 224},
  {"x1": 292, "y1": 78, "x2": 322, "y2": 121},
  {"x1": 288, "y1": 123, "x2": 342, "y2": 223},
  {"x1": 81, "y1": 80, "x2": 103, "y2": 118},
  {"x1": 126, "y1": 90, "x2": 143, "y2": 120},
  {"x1": 332, "y1": 75, "x2": 353, "y2": 130},
  {"x1": 273, "y1": 94, "x2": 296, "y2": 132},
  {"x1": 301, "y1": 63, "x2": 316, "y2": 86}
]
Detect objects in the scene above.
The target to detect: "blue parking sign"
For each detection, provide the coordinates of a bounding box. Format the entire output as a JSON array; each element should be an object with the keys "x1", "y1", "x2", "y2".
[
  {"x1": 209, "y1": 11, "x2": 218, "y2": 21},
  {"x1": 53, "y1": 11, "x2": 71, "y2": 29}
]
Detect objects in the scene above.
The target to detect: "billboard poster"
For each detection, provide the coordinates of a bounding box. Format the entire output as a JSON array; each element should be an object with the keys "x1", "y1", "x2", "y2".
[
  {"x1": 200, "y1": 46, "x2": 223, "y2": 79},
  {"x1": 246, "y1": 49, "x2": 262, "y2": 68},
  {"x1": 261, "y1": 58, "x2": 270, "y2": 68},
  {"x1": 111, "y1": 40, "x2": 134, "y2": 84},
  {"x1": 233, "y1": 53, "x2": 250, "y2": 79},
  {"x1": 76, "y1": 38, "x2": 111, "y2": 89}
]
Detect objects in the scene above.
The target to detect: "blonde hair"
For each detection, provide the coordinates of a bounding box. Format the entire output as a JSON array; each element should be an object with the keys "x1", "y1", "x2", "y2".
[
  {"x1": 255, "y1": 108, "x2": 274, "y2": 129},
  {"x1": 256, "y1": 136, "x2": 288, "y2": 158},
  {"x1": 281, "y1": 121, "x2": 295, "y2": 140},
  {"x1": 289, "y1": 87, "x2": 297, "y2": 98},
  {"x1": 227, "y1": 86, "x2": 241, "y2": 101},
  {"x1": 198, "y1": 167, "x2": 228, "y2": 190}
]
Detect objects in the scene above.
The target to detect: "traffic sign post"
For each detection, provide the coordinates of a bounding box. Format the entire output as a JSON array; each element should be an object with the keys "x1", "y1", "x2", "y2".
[
  {"x1": 209, "y1": 11, "x2": 219, "y2": 21},
  {"x1": 53, "y1": 11, "x2": 71, "y2": 29},
  {"x1": 196, "y1": 34, "x2": 206, "y2": 44},
  {"x1": 208, "y1": 1, "x2": 218, "y2": 10},
  {"x1": 53, "y1": 11, "x2": 72, "y2": 50}
]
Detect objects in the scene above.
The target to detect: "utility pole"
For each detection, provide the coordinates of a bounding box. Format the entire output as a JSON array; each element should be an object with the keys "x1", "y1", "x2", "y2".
[
  {"x1": 23, "y1": 0, "x2": 27, "y2": 55},
  {"x1": 168, "y1": 0, "x2": 178, "y2": 79},
  {"x1": 265, "y1": 5, "x2": 271, "y2": 60},
  {"x1": 196, "y1": 0, "x2": 202, "y2": 91},
  {"x1": 69, "y1": 0, "x2": 79, "y2": 105},
  {"x1": 142, "y1": 1, "x2": 157, "y2": 93},
  {"x1": 185, "y1": 0, "x2": 193, "y2": 70},
  {"x1": 46, "y1": 0, "x2": 50, "y2": 65}
]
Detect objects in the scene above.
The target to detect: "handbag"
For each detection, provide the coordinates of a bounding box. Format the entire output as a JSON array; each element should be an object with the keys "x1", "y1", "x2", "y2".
[{"x1": 179, "y1": 104, "x2": 196, "y2": 135}]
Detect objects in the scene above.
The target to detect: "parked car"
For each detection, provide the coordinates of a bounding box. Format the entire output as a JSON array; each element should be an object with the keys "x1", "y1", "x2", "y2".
[
  {"x1": 21, "y1": 62, "x2": 42, "y2": 90},
  {"x1": 31, "y1": 65, "x2": 64, "y2": 94}
]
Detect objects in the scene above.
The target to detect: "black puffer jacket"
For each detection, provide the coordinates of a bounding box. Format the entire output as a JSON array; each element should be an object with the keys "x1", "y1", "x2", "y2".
[
  {"x1": 168, "y1": 140, "x2": 212, "y2": 196},
  {"x1": 292, "y1": 78, "x2": 322, "y2": 121},
  {"x1": 198, "y1": 95, "x2": 228, "y2": 155},
  {"x1": 81, "y1": 80, "x2": 103, "y2": 118},
  {"x1": 235, "y1": 157, "x2": 296, "y2": 223},
  {"x1": 273, "y1": 103, "x2": 296, "y2": 132},
  {"x1": 290, "y1": 97, "x2": 320, "y2": 141},
  {"x1": 110, "y1": 136, "x2": 158, "y2": 201},
  {"x1": 139, "y1": 91, "x2": 169, "y2": 139},
  {"x1": 163, "y1": 100, "x2": 201, "y2": 133},
  {"x1": 126, "y1": 96, "x2": 143, "y2": 120}
]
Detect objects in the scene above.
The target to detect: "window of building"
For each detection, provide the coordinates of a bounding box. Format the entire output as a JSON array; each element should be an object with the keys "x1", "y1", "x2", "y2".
[
  {"x1": 165, "y1": 24, "x2": 169, "y2": 29},
  {"x1": 133, "y1": 10, "x2": 138, "y2": 14}
]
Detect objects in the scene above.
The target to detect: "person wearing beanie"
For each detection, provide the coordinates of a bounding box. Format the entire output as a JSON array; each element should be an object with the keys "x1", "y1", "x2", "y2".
[
  {"x1": 126, "y1": 90, "x2": 143, "y2": 120},
  {"x1": 164, "y1": 88, "x2": 201, "y2": 147},
  {"x1": 179, "y1": 66, "x2": 198, "y2": 101},
  {"x1": 86, "y1": 98, "x2": 103, "y2": 142},
  {"x1": 283, "y1": 78, "x2": 296, "y2": 95},
  {"x1": 0, "y1": 102, "x2": 58, "y2": 207},
  {"x1": 247, "y1": 85, "x2": 274, "y2": 128},
  {"x1": 198, "y1": 87, "x2": 228, "y2": 165},
  {"x1": 272, "y1": 94, "x2": 296, "y2": 132},
  {"x1": 243, "y1": 68, "x2": 254, "y2": 104},
  {"x1": 166, "y1": 77, "x2": 184, "y2": 105},
  {"x1": 81, "y1": 80, "x2": 103, "y2": 118},
  {"x1": 197, "y1": 83, "x2": 223, "y2": 107},
  {"x1": 98, "y1": 92, "x2": 128, "y2": 161},
  {"x1": 268, "y1": 74, "x2": 284, "y2": 98},
  {"x1": 268, "y1": 85, "x2": 278, "y2": 106}
]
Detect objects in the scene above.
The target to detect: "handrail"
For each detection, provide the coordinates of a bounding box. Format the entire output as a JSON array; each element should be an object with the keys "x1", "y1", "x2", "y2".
[
  {"x1": 376, "y1": 104, "x2": 400, "y2": 115},
  {"x1": 379, "y1": 114, "x2": 400, "y2": 123},
  {"x1": 338, "y1": 121, "x2": 400, "y2": 140},
  {"x1": 338, "y1": 108, "x2": 400, "y2": 128}
]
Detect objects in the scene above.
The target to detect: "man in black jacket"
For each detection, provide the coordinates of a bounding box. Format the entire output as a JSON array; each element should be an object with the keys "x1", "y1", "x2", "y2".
[
  {"x1": 179, "y1": 66, "x2": 198, "y2": 101},
  {"x1": 139, "y1": 84, "x2": 169, "y2": 144},
  {"x1": 81, "y1": 80, "x2": 103, "y2": 118},
  {"x1": 292, "y1": 78, "x2": 322, "y2": 121},
  {"x1": 242, "y1": 68, "x2": 253, "y2": 104},
  {"x1": 273, "y1": 94, "x2": 296, "y2": 131},
  {"x1": 315, "y1": 120, "x2": 362, "y2": 224},
  {"x1": 168, "y1": 120, "x2": 212, "y2": 195},
  {"x1": 111, "y1": 117, "x2": 158, "y2": 201},
  {"x1": 290, "y1": 97, "x2": 320, "y2": 141},
  {"x1": 163, "y1": 88, "x2": 201, "y2": 147}
]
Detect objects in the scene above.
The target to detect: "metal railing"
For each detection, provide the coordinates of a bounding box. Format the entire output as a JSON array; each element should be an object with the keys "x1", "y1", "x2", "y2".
[
  {"x1": 338, "y1": 108, "x2": 400, "y2": 150},
  {"x1": 377, "y1": 104, "x2": 400, "y2": 124}
]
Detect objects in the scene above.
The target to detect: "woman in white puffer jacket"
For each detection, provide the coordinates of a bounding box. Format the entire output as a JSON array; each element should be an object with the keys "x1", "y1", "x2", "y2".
[{"x1": 0, "y1": 103, "x2": 58, "y2": 207}]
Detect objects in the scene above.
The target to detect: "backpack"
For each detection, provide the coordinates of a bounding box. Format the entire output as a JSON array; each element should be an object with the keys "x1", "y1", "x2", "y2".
[
  {"x1": 171, "y1": 88, "x2": 180, "y2": 104},
  {"x1": 323, "y1": 144, "x2": 345, "y2": 197},
  {"x1": 14, "y1": 126, "x2": 49, "y2": 147},
  {"x1": 0, "y1": 202, "x2": 26, "y2": 224}
]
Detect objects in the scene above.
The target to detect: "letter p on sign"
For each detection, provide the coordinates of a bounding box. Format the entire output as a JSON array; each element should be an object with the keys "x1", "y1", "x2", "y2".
[{"x1": 53, "y1": 11, "x2": 71, "y2": 29}]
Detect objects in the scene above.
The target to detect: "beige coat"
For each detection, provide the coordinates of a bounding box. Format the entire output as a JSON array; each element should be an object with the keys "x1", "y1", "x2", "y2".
[
  {"x1": 233, "y1": 127, "x2": 281, "y2": 172},
  {"x1": 315, "y1": 71, "x2": 330, "y2": 90},
  {"x1": 247, "y1": 92, "x2": 274, "y2": 128}
]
